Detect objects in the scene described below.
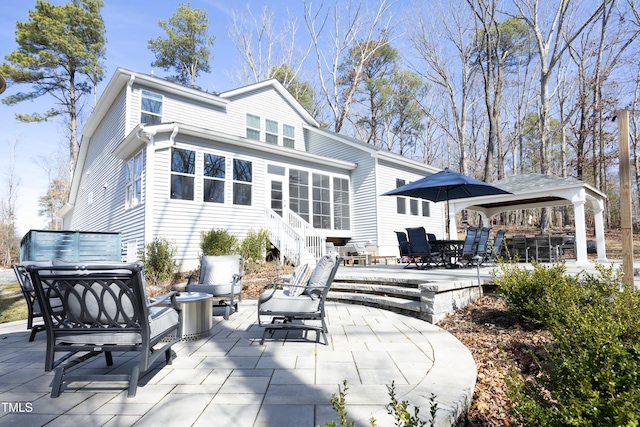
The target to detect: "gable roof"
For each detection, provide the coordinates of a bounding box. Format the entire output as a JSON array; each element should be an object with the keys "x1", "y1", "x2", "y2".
[
  {"x1": 219, "y1": 79, "x2": 319, "y2": 128},
  {"x1": 452, "y1": 173, "x2": 607, "y2": 217}
]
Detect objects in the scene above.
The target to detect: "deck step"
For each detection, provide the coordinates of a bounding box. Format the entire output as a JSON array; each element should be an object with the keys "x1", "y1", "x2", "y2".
[{"x1": 327, "y1": 291, "x2": 422, "y2": 313}]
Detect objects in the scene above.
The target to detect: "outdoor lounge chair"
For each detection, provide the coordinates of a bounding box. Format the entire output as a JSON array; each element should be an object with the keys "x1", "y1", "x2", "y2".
[
  {"x1": 26, "y1": 262, "x2": 182, "y2": 398},
  {"x1": 257, "y1": 253, "x2": 341, "y2": 345},
  {"x1": 473, "y1": 227, "x2": 492, "y2": 265},
  {"x1": 405, "y1": 227, "x2": 442, "y2": 269},
  {"x1": 185, "y1": 255, "x2": 244, "y2": 320}
]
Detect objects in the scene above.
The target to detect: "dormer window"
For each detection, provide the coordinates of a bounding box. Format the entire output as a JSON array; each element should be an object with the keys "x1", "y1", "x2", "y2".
[
  {"x1": 141, "y1": 90, "x2": 162, "y2": 125},
  {"x1": 246, "y1": 114, "x2": 260, "y2": 140}
]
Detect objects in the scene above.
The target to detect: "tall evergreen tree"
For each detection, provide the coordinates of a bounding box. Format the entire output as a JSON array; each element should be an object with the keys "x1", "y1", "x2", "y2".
[
  {"x1": 148, "y1": 2, "x2": 216, "y2": 87},
  {"x1": 0, "y1": 0, "x2": 106, "y2": 177}
]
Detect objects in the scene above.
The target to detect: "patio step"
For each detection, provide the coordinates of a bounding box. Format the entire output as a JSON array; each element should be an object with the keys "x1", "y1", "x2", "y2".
[
  {"x1": 329, "y1": 281, "x2": 421, "y2": 300},
  {"x1": 327, "y1": 279, "x2": 422, "y2": 315},
  {"x1": 328, "y1": 291, "x2": 422, "y2": 313}
]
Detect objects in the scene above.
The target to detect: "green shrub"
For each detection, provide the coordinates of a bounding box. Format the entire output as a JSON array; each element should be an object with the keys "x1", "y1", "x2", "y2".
[
  {"x1": 239, "y1": 228, "x2": 270, "y2": 262},
  {"x1": 200, "y1": 228, "x2": 238, "y2": 256},
  {"x1": 501, "y1": 263, "x2": 640, "y2": 426},
  {"x1": 494, "y1": 260, "x2": 572, "y2": 324},
  {"x1": 141, "y1": 237, "x2": 176, "y2": 285}
]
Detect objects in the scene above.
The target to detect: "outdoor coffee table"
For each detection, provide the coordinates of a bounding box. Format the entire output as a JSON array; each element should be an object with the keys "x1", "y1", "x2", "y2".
[{"x1": 159, "y1": 292, "x2": 212, "y2": 341}]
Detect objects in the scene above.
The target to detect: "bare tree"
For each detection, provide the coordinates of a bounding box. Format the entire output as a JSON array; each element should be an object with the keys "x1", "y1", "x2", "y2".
[
  {"x1": 228, "y1": 5, "x2": 310, "y2": 86},
  {"x1": 1, "y1": 139, "x2": 21, "y2": 266},
  {"x1": 407, "y1": 0, "x2": 478, "y2": 175},
  {"x1": 303, "y1": 0, "x2": 399, "y2": 133}
]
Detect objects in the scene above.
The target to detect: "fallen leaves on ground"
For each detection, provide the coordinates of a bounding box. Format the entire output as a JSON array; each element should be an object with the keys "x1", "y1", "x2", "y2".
[{"x1": 437, "y1": 295, "x2": 552, "y2": 426}]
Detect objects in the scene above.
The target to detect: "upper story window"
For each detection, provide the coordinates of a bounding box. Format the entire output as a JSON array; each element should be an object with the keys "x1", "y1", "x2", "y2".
[
  {"x1": 265, "y1": 119, "x2": 278, "y2": 144},
  {"x1": 203, "y1": 153, "x2": 225, "y2": 203},
  {"x1": 422, "y1": 201, "x2": 430, "y2": 217},
  {"x1": 141, "y1": 90, "x2": 162, "y2": 125},
  {"x1": 125, "y1": 150, "x2": 143, "y2": 208},
  {"x1": 233, "y1": 159, "x2": 252, "y2": 205},
  {"x1": 396, "y1": 178, "x2": 406, "y2": 214},
  {"x1": 246, "y1": 114, "x2": 260, "y2": 140},
  {"x1": 283, "y1": 124, "x2": 295, "y2": 148},
  {"x1": 170, "y1": 148, "x2": 195, "y2": 200}
]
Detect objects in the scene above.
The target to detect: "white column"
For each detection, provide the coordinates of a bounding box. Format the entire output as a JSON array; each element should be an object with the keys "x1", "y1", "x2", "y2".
[
  {"x1": 573, "y1": 199, "x2": 589, "y2": 266},
  {"x1": 448, "y1": 204, "x2": 458, "y2": 240},
  {"x1": 593, "y1": 201, "x2": 607, "y2": 262}
]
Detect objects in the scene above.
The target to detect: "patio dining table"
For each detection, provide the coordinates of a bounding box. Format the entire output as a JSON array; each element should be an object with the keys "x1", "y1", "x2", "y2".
[{"x1": 432, "y1": 239, "x2": 465, "y2": 268}]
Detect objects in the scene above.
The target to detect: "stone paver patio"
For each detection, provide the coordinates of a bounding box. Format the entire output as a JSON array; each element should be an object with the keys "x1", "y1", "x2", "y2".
[{"x1": 0, "y1": 299, "x2": 476, "y2": 427}]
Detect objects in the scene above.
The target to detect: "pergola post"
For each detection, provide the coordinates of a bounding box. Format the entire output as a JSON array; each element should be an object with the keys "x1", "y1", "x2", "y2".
[
  {"x1": 573, "y1": 199, "x2": 589, "y2": 266},
  {"x1": 593, "y1": 201, "x2": 607, "y2": 262}
]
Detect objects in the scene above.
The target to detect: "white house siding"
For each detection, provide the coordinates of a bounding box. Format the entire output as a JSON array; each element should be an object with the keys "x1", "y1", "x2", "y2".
[
  {"x1": 129, "y1": 83, "x2": 227, "y2": 132},
  {"x1": 303, "y1": 130, "x2": 379, "y2": 246},
  {"x1": 148, "y1": 131, "x2": 351, "y2": 271},
  {"x1": 376, "y1": 159, "x2": 445, "y2": 257},
  {"x1": 223, "y1": 87, "x2": 307, "y2": 151},
  {"x1": 67, "y1": 87, "x2": 146, "y2": 258}
]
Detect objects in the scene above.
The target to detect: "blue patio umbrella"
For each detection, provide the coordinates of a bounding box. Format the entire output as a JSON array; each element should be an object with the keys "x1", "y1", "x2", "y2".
[{"x1": 382, "y1": 168, "x2": 511, "y2": 234}]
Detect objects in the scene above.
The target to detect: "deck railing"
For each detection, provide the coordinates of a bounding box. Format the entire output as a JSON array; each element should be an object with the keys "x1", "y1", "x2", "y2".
[{"x1": 265, "y1": 208, "x2": 325, "y2": 265}]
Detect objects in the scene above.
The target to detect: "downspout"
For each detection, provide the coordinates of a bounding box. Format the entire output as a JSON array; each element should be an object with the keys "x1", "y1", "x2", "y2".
[{"x1": 138, "y1": 126, "x2": 155, "y2": 258}]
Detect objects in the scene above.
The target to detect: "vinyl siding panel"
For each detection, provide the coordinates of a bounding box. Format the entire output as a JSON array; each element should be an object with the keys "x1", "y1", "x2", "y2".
[
  {"x1": 68, "y1": 87, "x2": 146, "y2": 258},
  {"x1": 376, "y1": 160, "x2": 445, "y2": 256},
  {"x1": 148, "y1": 132, "x2": 350, "y2": 270},
  {"x1": 224, "y1": 87, "x2": 307, "y2": 151},
  {"x1": 130, "y1": 83, "x2": 228, "y2": 133}
]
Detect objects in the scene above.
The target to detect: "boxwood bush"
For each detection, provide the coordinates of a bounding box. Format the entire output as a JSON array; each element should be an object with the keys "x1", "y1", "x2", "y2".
[{"x1": 495, "y1": 262, "x2": 640, "y2": 426}]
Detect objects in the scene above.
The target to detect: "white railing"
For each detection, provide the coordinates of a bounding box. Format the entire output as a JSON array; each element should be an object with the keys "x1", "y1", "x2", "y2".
[{"x1": 265, "y1": 208, "x2": 326, "y2": 265}]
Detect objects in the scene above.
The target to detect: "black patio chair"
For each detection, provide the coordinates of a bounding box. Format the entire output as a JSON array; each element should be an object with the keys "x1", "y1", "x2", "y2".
[
  {"x1": 473, "y1": 227, "x2": 492, "y2": 265},
  {"x1": 26, "y1": 262, "x2": 182, "y2": 398},
  {"x1": 534, "y1": 234, "x2": 558, "y2": 262},
  {"x1": 395, "y1": 231, "x2": 414, "y2": 269},
  {"x1": 257, "y1": 253, "x2": 341, "y2": 345},
  {"x1": 405, "y1": 227, "x2": 442, "y2": 269},
  {"x1": 510, "y1": 235, "x2": 530, "y2": 262},
  {"x1": 485, "y1": 229, "x2": 507, "y2": 263},
  {"x1": 12, "y1": 263, "x2": 53, "y2": 342},
  {"x1": 457, "y1": 226, "x2": 479, "y2": 266}
]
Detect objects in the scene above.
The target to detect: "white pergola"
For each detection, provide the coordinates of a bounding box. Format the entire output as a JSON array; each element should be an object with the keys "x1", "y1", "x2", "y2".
[{"x1": 447, "y1": 174, "x2": 607, "y2": 266}]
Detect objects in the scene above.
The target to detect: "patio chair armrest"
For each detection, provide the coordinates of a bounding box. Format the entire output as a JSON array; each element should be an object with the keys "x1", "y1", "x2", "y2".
[
  {"x1": 148, "y1": 291, "x2": 180, "y2": 310},
  {"x1": 185, "y1": 274, "x2": 195, "y2": 286}
]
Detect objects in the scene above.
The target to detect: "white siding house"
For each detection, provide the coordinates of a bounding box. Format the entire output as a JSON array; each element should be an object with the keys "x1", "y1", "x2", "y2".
[{"x1": 62, "y1": 68, "x2": 444, "y2": 271}]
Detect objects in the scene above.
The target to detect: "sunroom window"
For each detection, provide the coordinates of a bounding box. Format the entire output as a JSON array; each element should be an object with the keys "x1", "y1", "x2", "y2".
[
  {"x1": 203, "y1": 153, "x2": 225, "y2": 203},
  {"x1": 140, "y1": 90, "x2": 162, "y2": 124},
  {"x1": 170, "y1": 148, "x2": 195, "y2": 200},
  {"x1": 333, "y1": 177, "x2": 350, "y2": 230},
  {"x1": 233, "y1": 159, "x2": 252, "y2": 205}
]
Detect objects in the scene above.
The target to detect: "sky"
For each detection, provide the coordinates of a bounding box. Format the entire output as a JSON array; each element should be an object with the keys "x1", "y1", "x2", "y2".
[{"x1": 0, "y1": 0, "x2": 308, "y2": 236}]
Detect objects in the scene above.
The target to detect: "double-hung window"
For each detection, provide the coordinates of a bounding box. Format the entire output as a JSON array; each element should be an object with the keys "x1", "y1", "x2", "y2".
[
  {"x1": 203, "y1": 153, "x2": 225, "y2": 203},
  {"x1": 140, "y1": 90, "x2": 162, "y2": 124},
  {"x1": 283, "y1": 124, "x2": 295, "y2": 148},
  {"x1": 233, "y1": 159, "x2": 252, "y2": 205},
  {"x1": 246, "y1": 114, "x2": 260, "y2": 140},
  {"x1": 396, "y1": 179, "x2": 407, "y2": 214},
  {"x1": 125, "y1": 151, "x2": 143, "y2": 208},
  {"x1": 265, "y1": 119, "x2": 278, "y2": 144},
  {"x1": 170, "y1": 148, "x2": 195, "y2": 200}
]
